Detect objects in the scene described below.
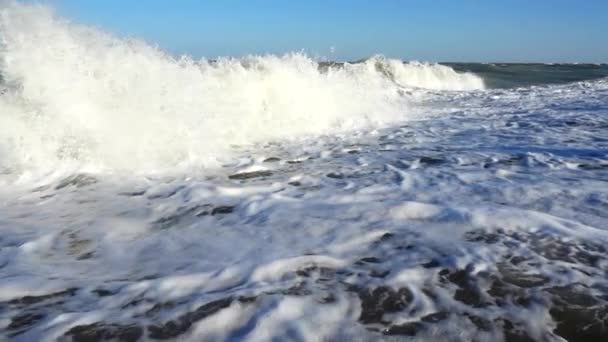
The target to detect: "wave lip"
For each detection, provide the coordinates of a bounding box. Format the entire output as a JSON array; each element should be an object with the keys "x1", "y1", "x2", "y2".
[{"x1": 366, "y1": 56, "x2": 485, "y2": 91}]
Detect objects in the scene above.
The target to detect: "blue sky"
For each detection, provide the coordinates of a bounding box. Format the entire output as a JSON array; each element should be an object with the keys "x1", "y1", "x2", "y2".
[{"x1": 50, "y1": 0, "x2": 607, "y2": 62}]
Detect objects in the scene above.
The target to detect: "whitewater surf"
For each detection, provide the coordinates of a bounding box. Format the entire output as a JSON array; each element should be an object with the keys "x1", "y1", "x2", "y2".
[{"x1": 1, "y1": 3, "x2": 608, "y2": 341}]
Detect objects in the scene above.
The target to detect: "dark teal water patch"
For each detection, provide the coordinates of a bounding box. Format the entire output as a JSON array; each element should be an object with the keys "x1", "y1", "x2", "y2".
[{"x1": 445, "y1": 63, "x2": 608, "y2": 89}]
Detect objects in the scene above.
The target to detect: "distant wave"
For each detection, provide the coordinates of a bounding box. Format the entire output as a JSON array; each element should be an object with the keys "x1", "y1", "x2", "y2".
[
  {"x1": 446, "y1": 62, "x2": 608, "y2": 88},
  {"x1": 0, "y1": 3, "x2": 483, "y2": 173}
]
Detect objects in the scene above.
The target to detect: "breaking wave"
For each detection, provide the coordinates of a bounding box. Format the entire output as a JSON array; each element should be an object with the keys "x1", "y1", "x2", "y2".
[{"x1": 0, "y1": 3, "x2": 484, "y2": 173}]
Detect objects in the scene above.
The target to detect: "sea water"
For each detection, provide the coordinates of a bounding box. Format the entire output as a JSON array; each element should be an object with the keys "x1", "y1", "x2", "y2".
[{"x1": 1, "y1": 3, "x2": 608, "y2": 341}]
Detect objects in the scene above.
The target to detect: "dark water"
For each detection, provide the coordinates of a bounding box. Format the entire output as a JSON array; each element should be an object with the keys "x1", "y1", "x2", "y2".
[{"x1": 445, "y1": 62, "x2": 608, "y2": 88}]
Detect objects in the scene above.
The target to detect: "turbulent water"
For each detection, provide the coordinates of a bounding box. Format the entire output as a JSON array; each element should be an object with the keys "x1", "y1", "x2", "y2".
[{"x1": 1, "y1": 3, "x2": 608, "y2": 342}]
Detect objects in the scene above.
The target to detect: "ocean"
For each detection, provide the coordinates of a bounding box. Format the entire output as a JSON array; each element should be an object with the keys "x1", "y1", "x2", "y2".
[{"x1": 1, "y1": 3, "x2": 607, "y2": 341}]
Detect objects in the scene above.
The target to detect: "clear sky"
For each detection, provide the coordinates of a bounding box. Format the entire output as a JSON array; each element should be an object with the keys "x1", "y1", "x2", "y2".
[{"x1": 50, "y1": 0, "x2": 608, "y2": 63}]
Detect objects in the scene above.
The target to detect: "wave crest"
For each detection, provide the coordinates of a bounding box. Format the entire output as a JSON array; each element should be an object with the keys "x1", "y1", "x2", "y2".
[{"x1": 0, "y1": 3, "x2": 484, "y2": 173}]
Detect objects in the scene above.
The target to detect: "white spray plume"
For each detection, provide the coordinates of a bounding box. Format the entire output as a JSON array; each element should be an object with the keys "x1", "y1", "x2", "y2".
[{"x1": 0, "y1": 2, "x2": 484, "y2": 173}]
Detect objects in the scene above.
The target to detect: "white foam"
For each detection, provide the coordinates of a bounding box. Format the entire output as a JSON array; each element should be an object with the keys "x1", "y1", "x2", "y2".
[
  {"x1": 0, "y1": 2, "x2": 484, "y2": 174},
  {"x1": 1, "y1": 2, "x2": 607, "y2": 341}
]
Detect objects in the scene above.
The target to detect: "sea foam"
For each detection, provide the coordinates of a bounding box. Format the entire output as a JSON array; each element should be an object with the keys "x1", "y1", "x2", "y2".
[{"x1": 0, "y1": 2, "x2": 483, "y2": 174}]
